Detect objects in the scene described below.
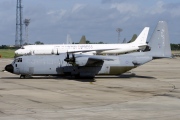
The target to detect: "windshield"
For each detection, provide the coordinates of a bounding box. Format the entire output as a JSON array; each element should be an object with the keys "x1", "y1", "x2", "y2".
[{"x1": 12, "y1": 58, "x2": 22, "y2": 64}]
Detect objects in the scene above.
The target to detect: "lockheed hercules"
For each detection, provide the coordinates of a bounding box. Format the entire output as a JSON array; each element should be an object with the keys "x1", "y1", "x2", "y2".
[{"x1": 5, "y1": 21, "x2": 171, "y2": 78}]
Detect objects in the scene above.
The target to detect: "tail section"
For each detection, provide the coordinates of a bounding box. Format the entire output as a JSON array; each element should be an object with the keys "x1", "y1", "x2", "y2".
[
  {"x1": 79, "y1": 35, "x2": 86, "y2": 44},
  {"x1": 148, "y1": 21, "x2": 171, "y2": 58},
  {"x1": 131, "y1": 27, "x2": 149, "y2": 46},
  {"x1": 128, "y1": 34, "x2": 137, "y2": 43}
]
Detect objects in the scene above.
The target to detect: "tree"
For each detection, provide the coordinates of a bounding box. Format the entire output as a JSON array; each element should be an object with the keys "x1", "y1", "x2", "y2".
[
  {"x1": 86, "y1": 40, "x2": 91, "y2": 44},
  {"x1": 35, "y1": 41, "x2": 44, "y2": 45},
  {"x1": 0, "y1": 45, "x2": 8, "y2": 49},
  {"x1": 97, "y1": 41, "x2": 104, "y2": 44},
  {"x1": 171, "y1": 44, "x2": 180, "y2": 50}
]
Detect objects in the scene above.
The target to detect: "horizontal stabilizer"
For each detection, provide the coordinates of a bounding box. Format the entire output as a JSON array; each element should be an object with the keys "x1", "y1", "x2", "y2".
[
  {"x1": 132, "y1": 27, "x2": 149, "y2": 46},
  {"x1": 79, "y1": 35, "x2": 86, "y2": 44}
]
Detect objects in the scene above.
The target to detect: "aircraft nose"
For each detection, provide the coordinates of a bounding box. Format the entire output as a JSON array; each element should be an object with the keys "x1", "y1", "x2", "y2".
[
  {"x1": 5, "y1": 64, "x2": 14, "y2": 73},
  {"x1": 15, "y1": 51, "x2": 18, "y2": 54},
  {"x1": 15, "y1": 50, "x2": 20, "y2": 54}
]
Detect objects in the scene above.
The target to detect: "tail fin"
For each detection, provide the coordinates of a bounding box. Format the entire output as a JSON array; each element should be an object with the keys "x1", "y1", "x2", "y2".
[
  {"x1": 79, "y1": 35, "x2": 86, "y2": 44},
  {"x1": 148, "y1": 21, "x2": 171, "y2": 58},
  {"x1": 131, "y1": 27, "x2": 149, "y2": 46},
  {"x1": 128, "y1": 34, "x2": 137, "y2": 43}
]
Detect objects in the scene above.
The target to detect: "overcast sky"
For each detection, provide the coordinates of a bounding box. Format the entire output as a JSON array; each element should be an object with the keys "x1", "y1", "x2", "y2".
[{"x1": 0, "y1": 0, "x2": 180, "y2": 45}]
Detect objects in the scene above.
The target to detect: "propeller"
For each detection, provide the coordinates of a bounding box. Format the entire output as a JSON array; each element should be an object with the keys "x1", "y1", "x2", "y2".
[
  {"x1": 51, "y1": 49, "x2": 54, "y2": 54},
  {"x1": 64, "y1": 52, "x2": 75, "y2": 64},
  {"x1": 56, "y1": 49, "x2": 59, "y2": 55},
  {"x1": 30, "y1": 50, "x2": 34, "y2": 55},
  {"x1": 71, "y1": 54, "x2": 75, "y2": 63},
  {"x1": 67, "y1": 52, "x2": 69, "y2": 59},
  {"x1": 64, "y1": 52, "x2": 70, "y2": 62}
]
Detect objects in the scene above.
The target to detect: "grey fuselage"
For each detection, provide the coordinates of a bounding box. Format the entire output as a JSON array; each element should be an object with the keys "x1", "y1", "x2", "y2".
[{"x1": 6, "y1": 53, "x2": 152, "y2": 78}]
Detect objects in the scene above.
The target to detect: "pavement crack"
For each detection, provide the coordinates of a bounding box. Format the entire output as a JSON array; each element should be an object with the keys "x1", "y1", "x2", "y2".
[
  {"x1": 27, "y1": 99, "x2": 42, "y2": 103},
  {"x1": 0, "y1": 110, "x2": 5, "y2": 114},
  {"x1": 154, "y1": 93, "x2": 180, "y2": 99}
]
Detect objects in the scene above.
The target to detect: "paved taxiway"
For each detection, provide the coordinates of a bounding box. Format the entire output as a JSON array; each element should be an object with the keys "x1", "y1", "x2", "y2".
[{"x1": 0, "y1": 58, "x2": 180, "y2": 120}]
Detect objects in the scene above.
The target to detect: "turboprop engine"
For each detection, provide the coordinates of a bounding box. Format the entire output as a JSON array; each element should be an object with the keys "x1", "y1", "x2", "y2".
[{"x1": 64, "y1": 53, "x2": 89, "y2": 66}]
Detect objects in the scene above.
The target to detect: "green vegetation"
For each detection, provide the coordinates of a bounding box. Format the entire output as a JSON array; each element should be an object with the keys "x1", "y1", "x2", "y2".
[
  {"x1": 85, "y1": 40, "x2": 105, "y2": 44},
  {"x1": 34, "y1": 41, "x2": 44, "y2": 45},
  {"x1": 0, "y1": 49, "x2": 16, "y2": 58},
  {"x1": 171, "y1": 44, "x2": 180, "y2": 50}
]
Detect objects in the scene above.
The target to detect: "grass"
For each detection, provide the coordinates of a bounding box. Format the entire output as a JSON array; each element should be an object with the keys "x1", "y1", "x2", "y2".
[
  {"x1": 0, "y1": 49, "x2": 16, "y2": 58},
  {"x1": 172, "y1": 50, "x2": 180, "y2": 54}
]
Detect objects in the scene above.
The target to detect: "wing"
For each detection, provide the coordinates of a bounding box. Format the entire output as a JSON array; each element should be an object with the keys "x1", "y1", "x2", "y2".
[
  {"x1": 65, "y1": 54, "x2": 114, "y2": 66},
  {"x1": 85, "y1": 56, "x2": 114, "y2": 66}
]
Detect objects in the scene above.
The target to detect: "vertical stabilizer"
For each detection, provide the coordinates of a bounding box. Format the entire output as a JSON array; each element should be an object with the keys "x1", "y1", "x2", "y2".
[
  {"x1": 148, "y1": 21, "x2": 171, "y2": 58},
  {"x1": 128, "y1": 34, "x2": 137, "y2": 43},
  {"x1": 132, "y1": 27, "x2": 149, "y2": 46},
  {"x1": 79, "y1": 35, "x2": 86, "y2": 44}
]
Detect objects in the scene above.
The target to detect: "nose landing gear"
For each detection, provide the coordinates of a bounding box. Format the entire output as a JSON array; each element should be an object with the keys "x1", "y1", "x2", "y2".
[{"x1": 20, "y1": 75, "x2": 31, "y2": 79}]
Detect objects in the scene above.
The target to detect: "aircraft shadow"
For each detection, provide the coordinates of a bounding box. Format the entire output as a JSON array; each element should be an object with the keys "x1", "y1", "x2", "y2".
[
  {"x1": 67, "y1": 78, "x2": 96, "y2": 82},
  {"x1": 1, "y1": 73, "x2": 155, "y2": 82},
  {"x1": 1, "y1": 76, "x2": 96, "y2": 82},
  {"x1": 1, "y1": 77, "x2": 20, "y2": 79},
  {"x1": 95, "y1": 73, "x2": 156, "y2": 79},
  {"x1": 119, "y1": 74, "x2": 156, "y2": 79},
  {"x1": 60, "y1": 73, "x2": 156, "y2": 82},
  {"x1": 65, "y1": 76, "x2": 96, "y2": 82}
]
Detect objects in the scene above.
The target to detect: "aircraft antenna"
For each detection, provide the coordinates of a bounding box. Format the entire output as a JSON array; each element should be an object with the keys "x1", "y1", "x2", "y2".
[{"x1": 116, "y1": 28, "x2": 123, "y2": 43}]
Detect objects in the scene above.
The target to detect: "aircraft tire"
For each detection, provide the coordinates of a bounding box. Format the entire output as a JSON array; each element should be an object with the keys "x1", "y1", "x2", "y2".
[
  {"x1": 20, "y1": 75, "x2": 32, "y2": 79},
  {"x1": 74, "y1": 74, "x2": 80, "y2": 79},
  {"x1": 75, "y1": 75, "x2": 94, "y2": 79},
  {"x1": 20, "y1": 75, "x2": 25, "y2": 79}
]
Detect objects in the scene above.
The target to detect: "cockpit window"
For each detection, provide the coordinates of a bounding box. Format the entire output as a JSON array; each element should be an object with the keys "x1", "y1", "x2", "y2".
[
  {"x1": 13, "y1": 58, "x2": 22, "y2": 63},
  {"x1": 18, "y1": 58, "x2": 22, "y2": 62}
]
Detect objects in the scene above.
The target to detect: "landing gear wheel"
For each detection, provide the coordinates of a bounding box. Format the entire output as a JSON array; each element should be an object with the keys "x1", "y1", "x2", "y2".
[
  {"x1": 74, "y1": 74, "x2": 80, "y2": 79},
  {"x1": 20, "y1": 75, "x2": 25, "y2": 79}
]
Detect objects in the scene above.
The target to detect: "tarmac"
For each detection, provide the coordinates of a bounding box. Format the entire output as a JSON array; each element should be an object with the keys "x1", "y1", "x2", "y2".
[{"x1": 0, "y1": 58, "x2": 180, "y2": 120}]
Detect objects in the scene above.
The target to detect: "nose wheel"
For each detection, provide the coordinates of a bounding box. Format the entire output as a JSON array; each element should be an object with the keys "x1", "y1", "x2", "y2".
[{"x1": 20, "y1": 75, "x2": 31, "y2": 79}]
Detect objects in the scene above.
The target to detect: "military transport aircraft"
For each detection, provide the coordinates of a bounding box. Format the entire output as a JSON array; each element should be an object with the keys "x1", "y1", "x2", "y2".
[
  {"x1": 14, "y1": 27, "x2": 149, "y2": 55},
  {"x1": 5, "y1": 21, "x2": 171, "y2": 78}
]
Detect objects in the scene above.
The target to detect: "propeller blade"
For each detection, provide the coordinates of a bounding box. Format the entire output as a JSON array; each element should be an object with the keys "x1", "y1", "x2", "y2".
[
  {"x1": 64, "y1": 52, "x2": 69, "y2": 62},
  {"x1": 51, "y1": 49, "x2": 54, "y2": 54},
  {"x1": 72, "y1": 54, "x2": 75, "y2": 62},
  {"x1": 56, "y1": 49, "x2": 59, "y2": 55},
  {"x1": 67, "y1": 52, "x2": 69, "y2": 59}
]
